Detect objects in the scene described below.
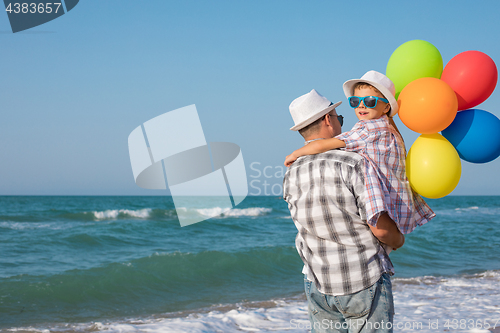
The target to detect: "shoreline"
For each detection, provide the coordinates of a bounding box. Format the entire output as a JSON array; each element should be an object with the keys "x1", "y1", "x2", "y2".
[{"x1": 2, "y1": 271, "x2": 500, "y2": 333}]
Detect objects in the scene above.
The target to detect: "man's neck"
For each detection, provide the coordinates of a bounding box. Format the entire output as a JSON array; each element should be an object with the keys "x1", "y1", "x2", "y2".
[{"x1": 304, "y1": 137, "x2": 326, "y2": 145}]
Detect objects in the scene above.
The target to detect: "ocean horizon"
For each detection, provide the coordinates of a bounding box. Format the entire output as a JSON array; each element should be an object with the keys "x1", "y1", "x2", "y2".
[{"x1": 1, "y1": 195, "x2": 499, "y2": 332}]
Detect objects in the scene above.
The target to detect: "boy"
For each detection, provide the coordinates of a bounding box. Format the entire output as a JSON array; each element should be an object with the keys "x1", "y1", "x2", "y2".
[{"x1": 285, "y1": 71, "x2": 435, "y2": 246}]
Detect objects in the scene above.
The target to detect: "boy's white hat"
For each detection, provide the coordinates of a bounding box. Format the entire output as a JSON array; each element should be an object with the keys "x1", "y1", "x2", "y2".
[
  {"x1": 289, "y1": 89, "x2": 342, "y2": 131},
  {"x1": 343, "y1": 70, "x2": 399, "y2": 117}
]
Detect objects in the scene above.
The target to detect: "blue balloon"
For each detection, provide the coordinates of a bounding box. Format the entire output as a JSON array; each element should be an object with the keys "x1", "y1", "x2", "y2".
[{"x1": 442, "y1": 109, "x2": 500, "y2": 163}]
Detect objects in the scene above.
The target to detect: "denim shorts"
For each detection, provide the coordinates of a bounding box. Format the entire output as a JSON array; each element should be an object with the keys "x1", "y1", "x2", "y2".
[{"x1": 304, "y1": 273, "x2": 394, "y2": 333}]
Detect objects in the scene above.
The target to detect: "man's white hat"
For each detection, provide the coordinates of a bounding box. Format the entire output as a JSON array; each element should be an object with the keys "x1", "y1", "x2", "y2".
[
  {"x1": 289, "y1": 89, "x2": 342, "y2": 131},
  {"x1": 343, "y1": 70, "x2": 399, "y2": 117}
]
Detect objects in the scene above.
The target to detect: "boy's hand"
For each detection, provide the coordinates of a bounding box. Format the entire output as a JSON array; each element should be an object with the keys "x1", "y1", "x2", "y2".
[{"x1": 284, "y1": 153, "x2": 297, "y2": 167}]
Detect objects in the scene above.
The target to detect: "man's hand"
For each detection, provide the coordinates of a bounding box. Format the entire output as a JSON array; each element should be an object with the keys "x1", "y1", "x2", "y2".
[{"x1": 284, "y1": 153, "x2": 298, "y2": 167}]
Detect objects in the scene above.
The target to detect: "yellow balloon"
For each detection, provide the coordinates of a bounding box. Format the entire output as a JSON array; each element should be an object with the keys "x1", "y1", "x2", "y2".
[{"x1": 406, "y1": 133, "x2": 461, "y2": 199}]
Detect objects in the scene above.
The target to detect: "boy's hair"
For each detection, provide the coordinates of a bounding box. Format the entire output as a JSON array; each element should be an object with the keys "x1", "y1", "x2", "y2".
[
  {"x1": 352, "y1": 82, "x2": 391, "y2": 114},
  {"x1": 352, "y1": 82, "x2": 383, "y2": 96}
]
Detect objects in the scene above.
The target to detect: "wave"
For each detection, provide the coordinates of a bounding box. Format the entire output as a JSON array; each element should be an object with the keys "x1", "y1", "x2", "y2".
[
  {"x1": 0, "y1": 209, "x2": 165, "y2": 223},
  {"x1": 0, "y1": 209, "x2": 179, "y2": 224},
  {"x1": 392, "y1": 270, "x2": 500, "y2": 332},
  {"x1": 91, "y1": 208, "x2": 153, "y2": 220},
  {"x1": 0, "y1": 246, "x2": 303, "y2": 328},
  {"x1": 193, "y1": 207, "x2": 272, "y2": 217},
  {"x1": 0, "y1": 221, "x2": 66, "y2": 230},
  {"x1": 393, "y1": 269, "x2": 500, "y2": 285},
  {"x1": 0, "y1": 296, "x2": 309, "y2": 333},
  {"x1": 0, "y1": 207, "x2": 274, "y2": 225},
  {"x1": 454, "y1": 206, "x2": 479, "y2": 211},
  {"x1": 432, "y1": 205, "x2": 500, "y2": 217},
  {"x1": 67, "y1": 208, "x2": 179, "y2": 221}
]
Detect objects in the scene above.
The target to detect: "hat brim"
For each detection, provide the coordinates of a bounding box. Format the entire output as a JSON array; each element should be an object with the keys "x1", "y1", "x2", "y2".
[
  {"x1": 343, "y1": 79, "x2": 398, "y2": 117},
  {"x1": 290, "y1": 101, "x2": 342, "y2": 131}
]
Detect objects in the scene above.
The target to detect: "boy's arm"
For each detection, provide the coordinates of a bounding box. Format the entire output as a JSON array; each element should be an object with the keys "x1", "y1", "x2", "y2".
[
  {"x1": 284, "y1": 138, "x2": 346, "y2": 167},
  {"x1": 368, "y1": 212, "x2": 405, "y2": 250}
]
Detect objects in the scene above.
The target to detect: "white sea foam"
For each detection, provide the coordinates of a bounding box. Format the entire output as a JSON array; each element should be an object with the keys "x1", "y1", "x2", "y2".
[
  {"x1": 12, "y1": 271, "x2": 500, "y2": 333},
  {"x1": 0, "y1": 221, "x2": 64, "y2": 230},
  {"x1": 392, "y1": 270, "x2": 500, "y2": 332},
  {"x1": 455, "y1": 206, "x2": 480, "y2": 211},
  {"x1": 221, "y1": 207, "x2": 272, "y2": 217},
  {"x1": 194, "y1": 207, "x2": 232, "y2": 217},
  {"x1": 438, "y1": 206, "x2": 500, "y2": 217},
  {"x1": 194, "y1": 207, "x2": 272, "y2": 218},
  {"x1": 92, "y1": 208, "x2": 152, "y2": 220}
]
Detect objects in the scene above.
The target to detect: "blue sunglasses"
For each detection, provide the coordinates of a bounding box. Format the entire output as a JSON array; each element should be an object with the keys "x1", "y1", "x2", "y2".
[{"x1": 348, "y1": 96, "x2": 389, "y2": 108}]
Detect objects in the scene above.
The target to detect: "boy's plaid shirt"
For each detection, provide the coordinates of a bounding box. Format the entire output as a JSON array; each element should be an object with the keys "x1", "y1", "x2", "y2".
[
  {"x1": 336, "y1": 116, "x2": 435, "y2": 234},
  {"x1": 283, "y1": 150, "x2": 393, "y2": 296}
]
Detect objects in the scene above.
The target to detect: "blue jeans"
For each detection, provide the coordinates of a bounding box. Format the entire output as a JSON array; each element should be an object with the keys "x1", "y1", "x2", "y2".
[{"x1": 304, "y1": 273, "x2": 394, "y2": 333}]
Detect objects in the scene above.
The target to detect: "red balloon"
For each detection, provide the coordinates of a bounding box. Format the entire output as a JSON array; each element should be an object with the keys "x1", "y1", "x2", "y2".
[{"x1": 441, "y1": 51, "x2": 497, "y2": 111}]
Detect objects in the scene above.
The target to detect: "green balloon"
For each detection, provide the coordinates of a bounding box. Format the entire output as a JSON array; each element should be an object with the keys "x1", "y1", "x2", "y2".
[{"x1": 386, "y1": 40, "x2": 443, "y2": 99}]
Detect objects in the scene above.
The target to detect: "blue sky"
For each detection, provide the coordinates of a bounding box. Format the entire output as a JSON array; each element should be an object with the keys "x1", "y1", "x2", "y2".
[{"x1": 1, "y1": 0, "x2": 499, "y2": 195}]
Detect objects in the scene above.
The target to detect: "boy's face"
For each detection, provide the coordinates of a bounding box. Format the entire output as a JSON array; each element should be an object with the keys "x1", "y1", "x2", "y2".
[{"x1": 352, "y1": 86, "x2": 390, "y2": 121}]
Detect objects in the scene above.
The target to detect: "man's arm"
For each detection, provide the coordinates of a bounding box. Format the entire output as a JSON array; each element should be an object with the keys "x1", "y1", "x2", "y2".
[{"x1": 368, "y1": 212, "x2": 405, "y2": 249}]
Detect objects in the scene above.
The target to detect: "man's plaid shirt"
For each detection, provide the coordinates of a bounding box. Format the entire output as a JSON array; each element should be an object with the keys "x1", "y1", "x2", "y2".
[{"x1": 283, "y1": 150, "x2": 393, "y2": 296}]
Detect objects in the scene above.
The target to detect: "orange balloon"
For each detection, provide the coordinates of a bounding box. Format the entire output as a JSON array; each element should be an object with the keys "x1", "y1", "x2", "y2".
[{"x1": 397, "y1": 77, "x2": 458, "y2": 134}]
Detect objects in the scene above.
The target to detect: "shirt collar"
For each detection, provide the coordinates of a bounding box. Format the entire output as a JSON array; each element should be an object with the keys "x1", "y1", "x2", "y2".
[{"x1": 304, "y1": 138, "x2": 326, "y2": 145}]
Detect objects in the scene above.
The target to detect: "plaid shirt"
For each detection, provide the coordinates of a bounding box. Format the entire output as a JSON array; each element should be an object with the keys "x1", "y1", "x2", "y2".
[
  {"x1": 336, "y1": 116, "x2": 435, "y2": 234},
  {"x1": 283, "y1": 150, "x2": 393, "y2": 296}
]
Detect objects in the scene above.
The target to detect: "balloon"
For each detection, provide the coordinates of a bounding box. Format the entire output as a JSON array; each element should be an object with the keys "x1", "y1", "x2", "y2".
[
  {"x1": 398, "y1": 77, "x2": 457, "y2": 134},
  {"x1": 406, "y1": 134, "x2": 461, "y2": 199},
  {"x1": 441, "y1": 109, "x2": 500, "y2": 163},
  {"x1": 441, "y1": 51, "x2": 498, "y2": 111},
  {"x1": 386, "y1": 40, "x2": 443, "y2": 99}
]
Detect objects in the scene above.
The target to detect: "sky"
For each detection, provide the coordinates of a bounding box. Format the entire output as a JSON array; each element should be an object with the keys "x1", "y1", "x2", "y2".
[{"x1": 1, "y1": 0, "x2": 500, "y2": 196}]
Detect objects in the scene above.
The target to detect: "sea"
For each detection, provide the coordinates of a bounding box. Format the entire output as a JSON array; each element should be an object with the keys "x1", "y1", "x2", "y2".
[{"x1": 0, "y1": 195, "x2": 499, "y2": 333}]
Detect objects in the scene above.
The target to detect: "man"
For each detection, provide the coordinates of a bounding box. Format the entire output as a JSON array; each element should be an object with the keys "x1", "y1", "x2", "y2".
[{"x1": 283, "y1": 89, "x2": 404, "y2": 333}]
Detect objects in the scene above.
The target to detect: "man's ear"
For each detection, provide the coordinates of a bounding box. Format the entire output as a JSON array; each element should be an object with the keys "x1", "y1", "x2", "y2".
[{"x1": 324, "y1": 114, "x2": 333, "y2": 127}]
